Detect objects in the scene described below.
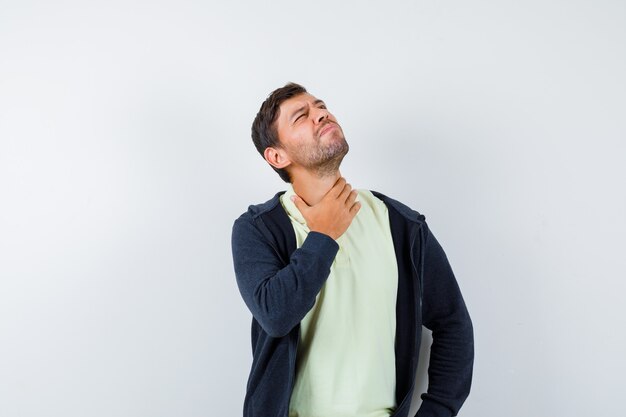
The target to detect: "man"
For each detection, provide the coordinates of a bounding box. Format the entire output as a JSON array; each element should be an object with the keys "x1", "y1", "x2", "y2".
[{"x1": 231, "y1": 83, "x2": 474, "y2": 417}]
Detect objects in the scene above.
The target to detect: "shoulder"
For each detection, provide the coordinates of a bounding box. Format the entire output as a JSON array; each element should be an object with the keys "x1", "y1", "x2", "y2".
[
  {"x1": 234, "y1": 191, "x2": 285, "y2": 224},
  {"x1": 232, "y1": 190, "x2": 295, "y2": 247}
]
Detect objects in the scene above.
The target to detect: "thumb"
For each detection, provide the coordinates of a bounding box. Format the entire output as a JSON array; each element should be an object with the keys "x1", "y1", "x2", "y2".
[{"x1": 290, "y1": 194, "x2": 309, "y2": 212}]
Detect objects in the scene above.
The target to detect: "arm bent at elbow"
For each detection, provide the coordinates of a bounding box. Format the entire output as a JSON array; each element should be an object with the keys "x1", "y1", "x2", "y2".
[
  {"x1": 231, "y1": 217, "x2": 339, "y2": 337},
  {"x1": 417, "y1": 225, "x2": 474, "y2": 417}
]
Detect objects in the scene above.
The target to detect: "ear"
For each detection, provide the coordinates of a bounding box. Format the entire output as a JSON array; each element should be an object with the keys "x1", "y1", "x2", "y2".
[{"x1": 264, "y1": 146, "x2": 292, "y2": 170}]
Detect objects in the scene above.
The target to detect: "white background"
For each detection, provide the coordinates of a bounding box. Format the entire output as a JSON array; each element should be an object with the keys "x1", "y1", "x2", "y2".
[{"x1": 1, "y1": 1, "x2": 625, "y2": 416}]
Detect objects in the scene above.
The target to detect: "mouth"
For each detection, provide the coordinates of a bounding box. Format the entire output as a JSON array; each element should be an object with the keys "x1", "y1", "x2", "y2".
[{"x1": 318, "y1": 123, "x2": 337, "y2": 137}]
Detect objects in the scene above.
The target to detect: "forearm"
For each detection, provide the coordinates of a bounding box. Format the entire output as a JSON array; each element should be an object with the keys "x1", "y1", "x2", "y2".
[
  {"x1": 417, "y1": 225, "x2": 474, "y2": 416},
  {"x1": 232, "y1": 217, "x2": 339, "y2": 337},
  {"x1": 417, "y1": 309, "x2": 474, "y2": 416}
]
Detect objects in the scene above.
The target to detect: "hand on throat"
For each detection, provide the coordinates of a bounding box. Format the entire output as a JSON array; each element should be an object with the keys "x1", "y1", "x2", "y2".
[{"x1": 291, "y1": 169, "x2": 343, "y2": 207}]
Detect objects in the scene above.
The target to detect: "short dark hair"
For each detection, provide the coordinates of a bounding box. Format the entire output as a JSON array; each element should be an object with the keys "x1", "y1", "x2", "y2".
[{"x1": 251, "y1": 82, "x2": 307, "y2": 183}]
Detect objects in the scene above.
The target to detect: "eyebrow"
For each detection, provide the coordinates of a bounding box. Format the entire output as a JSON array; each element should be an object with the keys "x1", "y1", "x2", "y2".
[{"x1": 289, "y1": 99, "x2": 326, "y2": 122}]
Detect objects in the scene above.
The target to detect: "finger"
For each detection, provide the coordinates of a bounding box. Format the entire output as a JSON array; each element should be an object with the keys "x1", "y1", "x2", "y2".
[
  {"x1": 291, "y1": 194, "x2": 309, "y2": 212},
  {"x1": 346, "y1": 189, "x2": 358, "y2": 206},
  {"x1": 337, "y1": 181, "x2": 353, "y2": 202},
  {"x1": 350, "y1": 200, "x2": 361, "y2": 214},
  {"x1": 329, "y1": 177, "x2": 347, "y2": 198}
]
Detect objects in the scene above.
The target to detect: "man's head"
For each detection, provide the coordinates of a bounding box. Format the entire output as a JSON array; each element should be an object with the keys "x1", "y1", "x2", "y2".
[{"x1": 251, "y1": 82, "x2": 348, "y2": 183}]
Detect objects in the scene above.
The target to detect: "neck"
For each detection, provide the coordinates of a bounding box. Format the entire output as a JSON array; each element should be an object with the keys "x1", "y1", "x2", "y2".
[{"x1": 291, "y1": 169, "x2": 342, "y2": 206}]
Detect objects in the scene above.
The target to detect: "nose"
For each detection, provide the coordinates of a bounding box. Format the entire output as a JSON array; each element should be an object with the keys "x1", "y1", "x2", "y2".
[{"x1": 315, "y1": 108, "x2": 330, "y2": 123}]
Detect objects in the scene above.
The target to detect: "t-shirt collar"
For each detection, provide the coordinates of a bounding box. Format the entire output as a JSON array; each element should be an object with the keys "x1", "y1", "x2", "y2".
[{"x1": 281, "y1": 183, "x2": 307, "y2": 226}]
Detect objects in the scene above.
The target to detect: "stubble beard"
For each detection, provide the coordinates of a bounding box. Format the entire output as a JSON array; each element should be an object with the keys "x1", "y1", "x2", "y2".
[{"x1": 295, "y1": 131, "x2": 349, "y2": 178}]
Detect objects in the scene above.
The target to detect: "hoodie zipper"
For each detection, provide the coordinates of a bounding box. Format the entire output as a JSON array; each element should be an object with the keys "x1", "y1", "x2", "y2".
[
  {"x1": 391, "y1": 223, "x2": 422, "y2": 416},
  {"x1": 409, "y1": 223, "x2": 424, "y2": 308}
]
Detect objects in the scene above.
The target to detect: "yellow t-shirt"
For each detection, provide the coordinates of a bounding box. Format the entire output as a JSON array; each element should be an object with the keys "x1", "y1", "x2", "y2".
[{"x1": 281, "y1": 183, "x2": 399, "y2": 417}]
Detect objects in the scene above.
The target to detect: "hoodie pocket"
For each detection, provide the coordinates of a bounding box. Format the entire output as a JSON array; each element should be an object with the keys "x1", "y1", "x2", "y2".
[{"x1": 251, "y1": 341, "x2": 290, "y2": 415}]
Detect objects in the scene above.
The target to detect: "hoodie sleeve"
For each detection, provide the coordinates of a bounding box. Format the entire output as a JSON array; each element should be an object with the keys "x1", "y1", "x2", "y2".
[
  {"x1": 231, "y1": 215, "x2": 339, "y2": 338},
  {"x1": 416, "y1": 224, "x2": 474, "y2": 417}
]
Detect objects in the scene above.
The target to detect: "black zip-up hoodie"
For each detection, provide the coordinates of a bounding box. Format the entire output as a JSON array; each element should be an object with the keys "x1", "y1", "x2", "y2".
[{"x1": 231, "y1": 190, "x2": 474, "y2": 417}]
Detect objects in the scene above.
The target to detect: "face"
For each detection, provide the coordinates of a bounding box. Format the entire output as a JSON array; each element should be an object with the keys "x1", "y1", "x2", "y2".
[{"x1": 273, "y1": 93, "x2": 349, "y2": 176}]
